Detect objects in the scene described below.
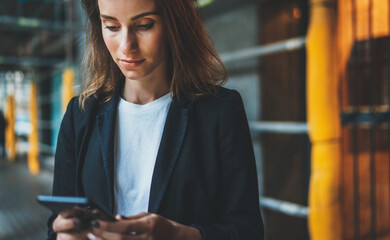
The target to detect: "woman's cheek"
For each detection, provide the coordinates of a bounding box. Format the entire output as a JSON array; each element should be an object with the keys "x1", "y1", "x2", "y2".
[
  {"x1": 103, "y1": 33, "x2": 117, "y2": 56},
  {"x1": 149, "y1": 30, "x2": 167, "y2": 59}
]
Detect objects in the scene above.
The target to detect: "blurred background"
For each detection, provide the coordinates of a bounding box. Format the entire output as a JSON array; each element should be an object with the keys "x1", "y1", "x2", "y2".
[{"x1": 0, "y1": 0, "x2": 389, "y2": 239}]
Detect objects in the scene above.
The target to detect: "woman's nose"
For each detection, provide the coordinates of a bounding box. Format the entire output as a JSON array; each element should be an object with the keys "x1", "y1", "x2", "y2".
[{"x1": 119, "y1": 29, "x2": 138, "y2": 54}]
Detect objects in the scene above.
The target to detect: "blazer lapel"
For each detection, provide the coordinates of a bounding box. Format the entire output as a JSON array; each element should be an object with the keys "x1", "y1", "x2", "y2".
[
  {"x1": 148, "y1": 100, "x2": 189, "y2": 213},
  {"x1": 96, "y1": 94, "x2": 119, "y2": 213}
]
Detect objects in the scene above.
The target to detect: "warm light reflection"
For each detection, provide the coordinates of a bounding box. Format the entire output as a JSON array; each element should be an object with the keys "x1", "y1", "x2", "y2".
[{"x1": 293, "y1": 7, "x2": 301, "y2": 19}]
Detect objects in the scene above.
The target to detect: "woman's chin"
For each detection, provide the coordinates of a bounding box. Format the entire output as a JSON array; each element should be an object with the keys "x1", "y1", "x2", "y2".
[{"x1": 121, "y1": 72, "x2": 143, "y2": 81}]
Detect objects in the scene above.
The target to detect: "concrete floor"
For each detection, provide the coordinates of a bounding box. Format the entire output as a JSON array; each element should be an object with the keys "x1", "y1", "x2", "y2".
[{"x1": 0, "y1": 159, "x2": 53, "y2": 240}]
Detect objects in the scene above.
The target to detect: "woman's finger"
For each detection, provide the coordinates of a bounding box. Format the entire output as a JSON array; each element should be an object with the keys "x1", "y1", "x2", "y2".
[
  {"x1": 56, "y1": 230, "x2": 89, "y2": 240},
  {"x1": 87, "y1": 233, "x2": 103, "y2": 240},
  {"x1": 89, "y1": 230, "x2": 147, "y2": 240},
  {"x1": 119, "y1": 212, "x2": 149, "y2": 220},
  {"x1": 53, "y1": 215, "x2": 82, "y2": 233},
  {"x1": 59, "y1": 209, "x2": 74, "y2": 218},
  {"x1": 93, "y1": 217, "x2": 150, "y2": 234}
]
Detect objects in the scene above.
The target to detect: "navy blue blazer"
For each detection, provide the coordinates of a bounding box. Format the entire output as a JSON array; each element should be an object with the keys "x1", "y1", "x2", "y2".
[{"x1": 47, "y1": 87, "x2": 264, "y2": 239}]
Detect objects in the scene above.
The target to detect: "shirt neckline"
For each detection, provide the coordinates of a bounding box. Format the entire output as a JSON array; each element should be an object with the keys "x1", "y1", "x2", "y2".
[{"x1": 118, "y1": 93, "x2": 171, "y2": 113}]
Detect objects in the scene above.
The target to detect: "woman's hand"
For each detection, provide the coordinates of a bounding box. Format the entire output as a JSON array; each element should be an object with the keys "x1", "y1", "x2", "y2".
[
  {"x1": 52, "y1": 208, "x2": 90, "y2": 240},
  {"x1": 88, "y1": 212, "x2": 201, "y2": 240}
]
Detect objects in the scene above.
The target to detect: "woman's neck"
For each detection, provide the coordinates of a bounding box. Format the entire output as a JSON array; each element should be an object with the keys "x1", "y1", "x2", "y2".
[{"x1": 122, "y1": 78, "x2": 170, "y2": 105}]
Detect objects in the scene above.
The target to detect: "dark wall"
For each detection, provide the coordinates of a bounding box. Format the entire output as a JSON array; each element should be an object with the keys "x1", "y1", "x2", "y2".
[{"x1": 259, "y1": 0, "x2": 310, "y2": 239}]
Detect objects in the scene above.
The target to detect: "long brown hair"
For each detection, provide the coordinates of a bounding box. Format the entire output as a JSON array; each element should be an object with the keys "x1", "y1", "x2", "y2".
[{"x1": 79, "y1": 0, "x2": 227, "y2": 108}]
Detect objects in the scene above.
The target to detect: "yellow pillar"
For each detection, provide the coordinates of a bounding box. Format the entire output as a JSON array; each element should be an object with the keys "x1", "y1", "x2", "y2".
[
  {"x1": 306, "y1": 0, "x2": 342, "y2": 240},
  {"x1": 62, "y1": 68, "x2": 75, "y2": 113},
  {"x1": 5, "y1": 95, "x2": 16, "y2": 162},
  {"x1": 28, "y1": 83, "x2": 40, "y2": 175}
]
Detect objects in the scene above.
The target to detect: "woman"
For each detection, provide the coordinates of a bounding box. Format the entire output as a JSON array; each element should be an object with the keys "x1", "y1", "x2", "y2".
[{"x1": 48, "y1": 0, "x2": 264, "y2": 239}]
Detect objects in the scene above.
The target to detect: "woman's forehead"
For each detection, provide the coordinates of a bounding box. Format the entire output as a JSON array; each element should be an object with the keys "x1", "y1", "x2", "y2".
[{"x1": 97, "y1": 0, "x2": 157, "y2": 19}]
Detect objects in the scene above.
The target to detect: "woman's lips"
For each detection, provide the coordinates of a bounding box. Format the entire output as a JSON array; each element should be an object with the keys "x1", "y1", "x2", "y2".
[{"x1": 119, "y1": 59, "x2": 145, "y2": 68}]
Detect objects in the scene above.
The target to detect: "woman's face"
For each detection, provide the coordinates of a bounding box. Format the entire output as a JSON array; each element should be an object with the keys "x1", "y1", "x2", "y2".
[{"x1": 98, "y1": 0, "x2": 168, "y2": 82}]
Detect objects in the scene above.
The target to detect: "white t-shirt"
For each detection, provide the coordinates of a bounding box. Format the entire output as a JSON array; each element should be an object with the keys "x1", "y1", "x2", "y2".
[{"x1": 114, "y1": 93, "x2": 171, "y2": 216}]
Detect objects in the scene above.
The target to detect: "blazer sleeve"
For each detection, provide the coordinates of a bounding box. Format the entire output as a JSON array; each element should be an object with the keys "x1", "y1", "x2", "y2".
[
  {"x1": 47, "y1": 97, "x2": 78, "y2": 240},
  {"x1": 194, "y1": 90, "x2": 264, "y2": 240}
]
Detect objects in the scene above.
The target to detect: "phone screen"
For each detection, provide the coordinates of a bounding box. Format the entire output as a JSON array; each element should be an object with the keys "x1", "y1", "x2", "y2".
[{"x1": 37, "y1": 195, "x2": 116, "y2": 222}]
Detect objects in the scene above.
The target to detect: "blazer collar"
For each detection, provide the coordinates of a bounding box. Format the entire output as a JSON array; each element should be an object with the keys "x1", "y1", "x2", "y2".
[
  {"x1": 148, "y1": 99, "x2": 189, "y2": 213},
  {"x1": 96, "y1": 92, "x2": 119, "y2": 213}
]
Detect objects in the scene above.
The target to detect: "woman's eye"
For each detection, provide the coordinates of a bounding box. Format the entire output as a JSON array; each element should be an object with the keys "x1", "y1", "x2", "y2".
[
  {"x1": 137, "y1": 22, "x2": 154, "y2": 30},
  {"x1": 105, "y1": 26, "x2": 120, "y2": 31}
]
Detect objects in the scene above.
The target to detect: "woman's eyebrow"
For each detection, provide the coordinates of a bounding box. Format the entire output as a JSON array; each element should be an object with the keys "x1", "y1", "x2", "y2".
[
  {"x1": 100, "y1": 11, "x2": 159, "y2": 21},
  {"x1": 100, "y1": 14, "x2": 117, "y2": 20},
  {"x1": 131, "y1": 11, "x2": 159, "y2": 21}
]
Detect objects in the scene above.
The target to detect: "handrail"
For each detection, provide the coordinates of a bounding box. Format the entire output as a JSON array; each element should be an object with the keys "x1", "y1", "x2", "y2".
[
  {"x1": 260, "y1": 196, "x2": 309, "y2": 218},
  {"x1": 220, "y1": 36, "x2": 306, "y2": 63},
  {"x1": 0, "y1": 55, "x2": 63, "y2": 67},
  {"x1": 249, "y1": 121, "x2": 308, "y2": 134}
]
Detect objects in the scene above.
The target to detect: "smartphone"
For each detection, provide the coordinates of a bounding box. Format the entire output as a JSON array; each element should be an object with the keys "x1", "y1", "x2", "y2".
[{"x1": 37, "y1": 195, "x2": 116, "y2": 222}]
